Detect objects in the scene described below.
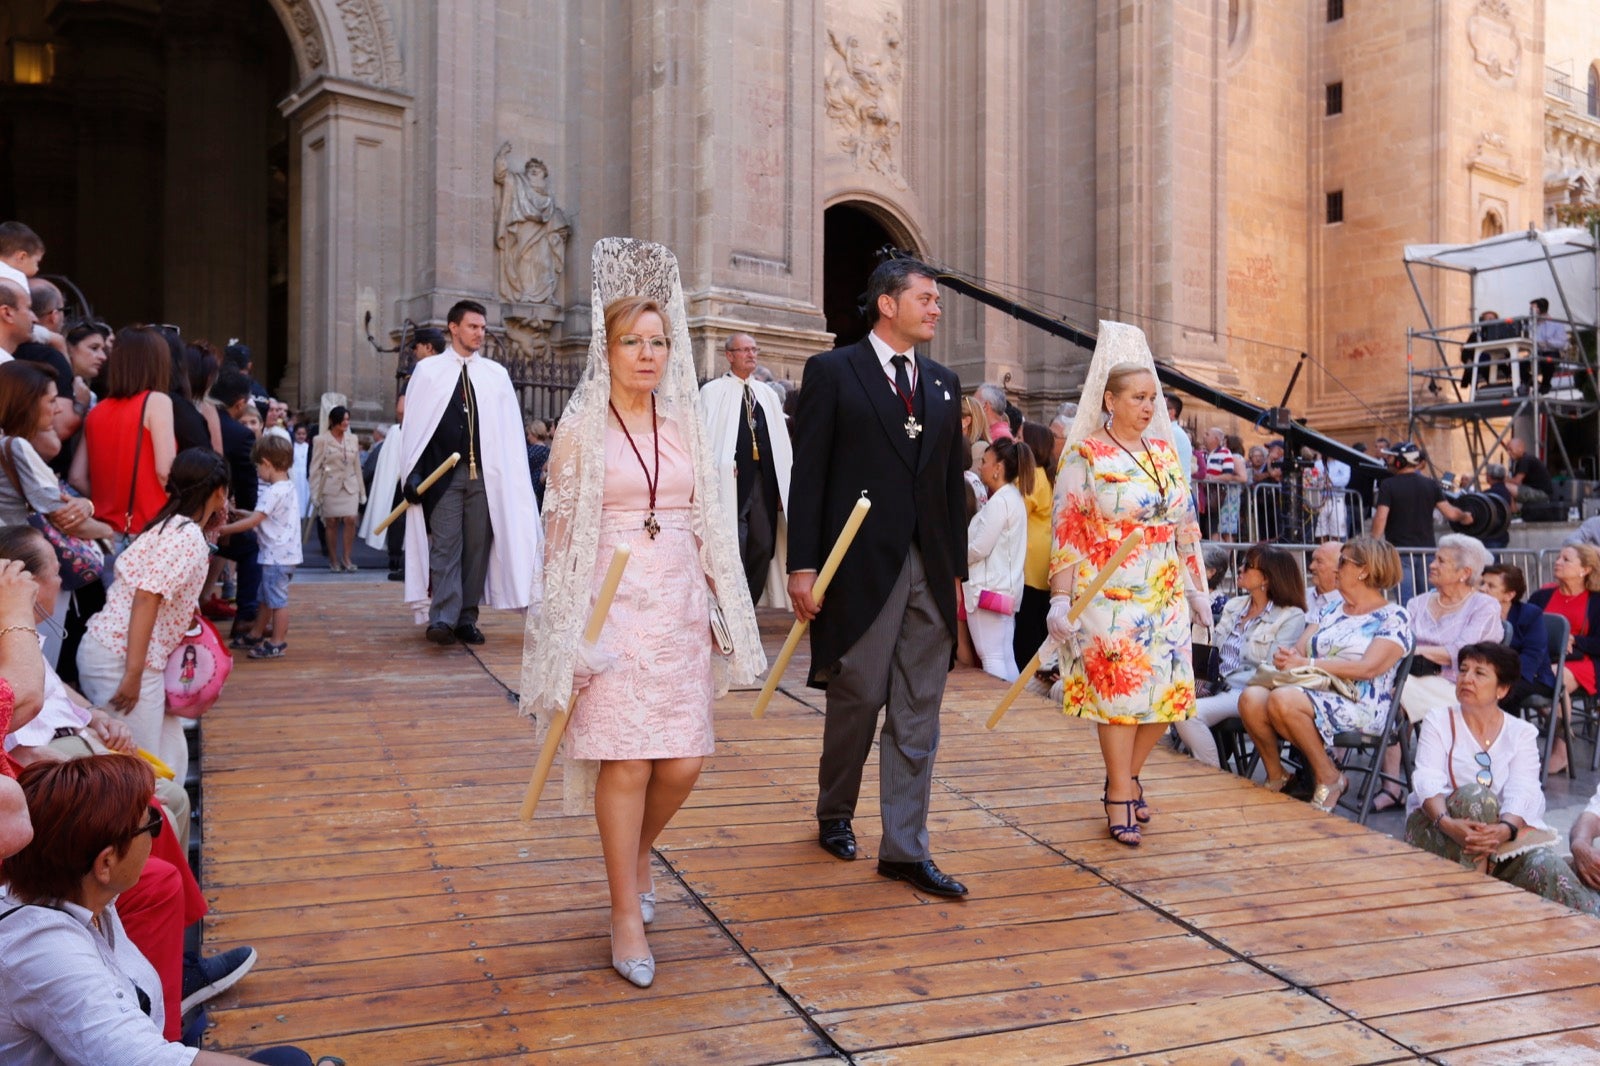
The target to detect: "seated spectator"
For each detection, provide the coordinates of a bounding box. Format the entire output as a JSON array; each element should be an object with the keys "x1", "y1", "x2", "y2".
[
  {"x1": 1529, "y1": 545, "x2": 1600, "y2": 726},
  {"x1": 0, "y1": 756, "x2": 327, "y2": 1064},
  {"x1": 1201, "y1": 543, "x2": 1232, "y2": 621},
  {"x1": 1305, "y1": 541, "x2": 1343, "y2": 623},
  {"x1": 0, "y1": 557, "x2": 44, "y2": 775},
  {"x1": 1238, "y1": 537, "x2": 1413, "y2": 811},
  {"x1": 1174, "y1": 545, "x2": 1306, "y2": 769},
  {"x1": 1399, "y1": 534, "x2": 1501, "y2": 724},
  {"x1": 1406, "y1": 643, "x2": 1600, "y2": 914},
  {"x1": 1482, "y1": 563, "x2": 1561, "y2": 761},
  {"x1": 964, "y1": 438, "x2": 1032, "y2": 681},
  {"x1": 76, "y1": 450, "x2": 230, "y2": 785}
]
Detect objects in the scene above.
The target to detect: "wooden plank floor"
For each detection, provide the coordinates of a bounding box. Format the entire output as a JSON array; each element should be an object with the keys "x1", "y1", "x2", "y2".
[{"x1": 197, "y1": 583, "x2": 1600, "y2": 1064}]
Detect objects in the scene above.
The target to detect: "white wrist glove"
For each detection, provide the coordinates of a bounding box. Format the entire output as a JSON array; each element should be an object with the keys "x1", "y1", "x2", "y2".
[
  {"x1": 572, "y1": 640, "x2": 616, "y2": 692},
  {"x1": 1045, "y1": 594, "x2": 1081, "y2": 645},
  {"x1": 1186, "y1": 590, "x2": 1213, "y2": 629}
]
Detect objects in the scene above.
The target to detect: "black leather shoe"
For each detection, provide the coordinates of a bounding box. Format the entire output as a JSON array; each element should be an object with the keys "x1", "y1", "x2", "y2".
[
  {"x1": 425, "y1": 623, "x2": 456, "y2": 645},
  {"x1": 877, "y1": 859, "x2": 968, "y2": 898},
  {"x1": 454, "y1": 623, "x2": 486, "y2": 645},
  {"x1": 386, "y1": 570, "x2": 404, "y2": 582},
  {"x1": 818, "y1": 819, "x2": 857, "y2": 860}
]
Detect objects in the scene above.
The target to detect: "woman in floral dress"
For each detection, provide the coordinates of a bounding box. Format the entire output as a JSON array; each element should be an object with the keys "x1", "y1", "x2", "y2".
[
  {"x1": 1238, "y1": 535, "x2": 1413, "y2": 812},
  {"x1": 1048, "y1": 358, "x2": 1211, "y2": 847}
]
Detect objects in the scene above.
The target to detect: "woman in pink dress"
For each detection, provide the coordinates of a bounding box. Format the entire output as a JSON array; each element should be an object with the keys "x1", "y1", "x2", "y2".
[{"x1": 521, "y1": 239, "x2": 765, "y2": 991}]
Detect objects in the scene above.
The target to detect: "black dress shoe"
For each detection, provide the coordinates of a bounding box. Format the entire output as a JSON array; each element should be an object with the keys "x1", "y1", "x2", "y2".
[
  {"x1": 425, "y1": 623, "x2": 457, "y2": 645},
  {"x1": 877, "y1": 859, "x2": 968, "y2": 898},
  {"x1": 386, "y1": 570, "x2": 404, "y2": 582},
  {"x1": 818, "y1": 819, "x2": 856, "y2": 860},
  {"x1": 454, "y1": 623, "x2": 486, "y2": 645}
]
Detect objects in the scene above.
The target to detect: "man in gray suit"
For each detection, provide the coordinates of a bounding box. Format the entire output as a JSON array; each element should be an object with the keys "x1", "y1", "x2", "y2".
[{"x1": 787, "y1": 258, "x2": 969, "y2": 898}]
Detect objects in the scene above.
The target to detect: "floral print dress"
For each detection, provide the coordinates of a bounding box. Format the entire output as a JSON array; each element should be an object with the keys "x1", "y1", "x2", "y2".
[
  {"x1": 1051, "y1": 436, "x2": 1206, "y2": 724},
  {"x1": 1303, "y1": 603, "x2": 1413, "y2": 740}
]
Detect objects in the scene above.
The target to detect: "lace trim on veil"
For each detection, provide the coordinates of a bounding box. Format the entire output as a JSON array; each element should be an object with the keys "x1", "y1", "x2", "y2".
[{"x1": 518, "y1": 237, "x2": 768, "y2": 814}]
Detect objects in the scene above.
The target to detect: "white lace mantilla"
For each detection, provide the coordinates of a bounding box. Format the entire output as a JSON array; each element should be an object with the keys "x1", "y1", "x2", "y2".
[{"x1": 519, "y1": 237, "x2": 767, "y2": 813}]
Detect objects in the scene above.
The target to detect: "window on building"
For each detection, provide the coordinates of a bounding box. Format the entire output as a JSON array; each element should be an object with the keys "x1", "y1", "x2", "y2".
[
  {"x1": 1327, "y1": 0, "x2": 1344, "y2": 23},
  {"x1": 1482, "y1": 211, "x2": 1504, "y2": 239},
  {"x1": 1589, "y1": 64, "x2": 1599, "y2": 118},
  {"x1": 1326, "y1": 190, "x2": 1344, "y2": 225},
  {"x1": 1326, "y1": 82, "x2": 1344, "y2": 116},
  {"x1": 10, "y1": 41, "x2": 55, "y2": 86}
]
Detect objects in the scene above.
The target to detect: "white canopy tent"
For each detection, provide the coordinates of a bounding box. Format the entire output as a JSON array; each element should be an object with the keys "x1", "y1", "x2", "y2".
[{"x1": 1404, "y1": 226, "x2": 1598, "y2": 328}]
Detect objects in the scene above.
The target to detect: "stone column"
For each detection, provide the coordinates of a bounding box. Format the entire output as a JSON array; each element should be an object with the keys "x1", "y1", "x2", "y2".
[
  {"x1": 279, "y1": 78, "x2": 408, "y2": 421},
  {"x1": 161, "y1": 0, "x2": 270, "y2": 351},
  {"x1": 1095, "y1": 0, "x2": 1228, "y2": 373}
]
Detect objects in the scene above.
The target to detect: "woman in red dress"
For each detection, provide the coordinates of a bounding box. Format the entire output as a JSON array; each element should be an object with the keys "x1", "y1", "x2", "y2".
[{"x1": 1529, "y1": 544, "x2": 1600, "y2": 730}]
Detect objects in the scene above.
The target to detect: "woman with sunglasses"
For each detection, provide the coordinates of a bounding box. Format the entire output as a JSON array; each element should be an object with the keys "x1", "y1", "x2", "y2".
[
  {"x1": 1405, "y1": 642, "x2": 1600, "y2": 913},
  {"x1": 1237, "y1": 536, "x2": 1412, "y2": 811},
  {"x1": 0, "y1": 756, "x2": 332, "y2": 1063}
]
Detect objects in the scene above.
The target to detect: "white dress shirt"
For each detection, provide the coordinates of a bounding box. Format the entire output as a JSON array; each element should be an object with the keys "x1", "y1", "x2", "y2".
[
  {"x1": 866, "y1": 329, "x2": 917, "y2": 393},
  {"x1": 1407, "y1": 707, "x2": 1548, "y2": 829},
  {"x1": 0, "y1": 893, "x2": 196, "y2": 1065}
]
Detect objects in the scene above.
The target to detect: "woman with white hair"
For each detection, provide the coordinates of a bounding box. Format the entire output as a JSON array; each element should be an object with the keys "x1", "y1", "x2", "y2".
[{"x1": 1386, "y1": 533, "x2": 1504, "y2": 808}]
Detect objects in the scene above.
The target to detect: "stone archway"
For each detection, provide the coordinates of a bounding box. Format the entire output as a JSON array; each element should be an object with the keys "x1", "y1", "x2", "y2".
[
  {"x1": 262, "y1": 0, "x2": 404, "y2": 92},
  {"x1": 258, "y1": 0, "x2": 410, "y2": 416},
  {"x1": 822, "y1": 198, "x2": 922, "y2": 346}
]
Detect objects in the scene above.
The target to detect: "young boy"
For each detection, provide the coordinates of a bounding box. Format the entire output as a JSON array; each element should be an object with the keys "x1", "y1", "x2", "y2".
[
  {"x1": 216, "y1": 434, "x2": 302, "y2": 659},
  {"x1": 0, "y1": 221, "x2": 44, "y2": 290}
]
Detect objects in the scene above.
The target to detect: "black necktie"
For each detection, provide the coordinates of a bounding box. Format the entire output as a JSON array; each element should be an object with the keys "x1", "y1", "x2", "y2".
[{"x1": 891, "y1": 354, "x2": 912, "y2": 401}]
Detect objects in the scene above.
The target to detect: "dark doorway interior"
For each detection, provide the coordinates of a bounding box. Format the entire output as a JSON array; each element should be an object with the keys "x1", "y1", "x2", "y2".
[
  {"x1": 823, "y1": 203, "x2": 904, "y2": 347},
  {"x1": 0, "y1": 0, "x2": 293, "y2": 385}
]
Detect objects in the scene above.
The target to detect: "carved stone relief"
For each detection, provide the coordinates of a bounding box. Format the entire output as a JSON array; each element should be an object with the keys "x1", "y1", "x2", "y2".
[
  {"x1": 280, "y1": 0, "x2": 327, "y2": 72},
  {"x1": 493, "y1": 142, "x2": 571, "y2": 307},
  {"x1": 1467, "y1": 0, "x2": 1520, "y2": 83},
  {"x1": 823, "y1": 4, "x2": 906, "y2": 188}
]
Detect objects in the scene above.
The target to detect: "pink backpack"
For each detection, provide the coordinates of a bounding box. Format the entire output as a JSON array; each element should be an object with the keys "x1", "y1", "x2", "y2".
[{"x1": 164, "y1": 616, "x2": 233, "y2": 719}]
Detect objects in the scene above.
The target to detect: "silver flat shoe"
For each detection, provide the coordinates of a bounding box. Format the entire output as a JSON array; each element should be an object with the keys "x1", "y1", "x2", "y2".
[
  {"x1": 611, "y1": 954, "x2": 655, "y2": 988},
  {"x1": 639, "y1": 891, "x2": 657, "y2": 925}
]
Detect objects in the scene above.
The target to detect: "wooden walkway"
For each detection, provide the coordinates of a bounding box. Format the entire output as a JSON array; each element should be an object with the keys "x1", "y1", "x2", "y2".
[{"x1": 197, "y1": 583, "x2": 1600, "y2": 1064}]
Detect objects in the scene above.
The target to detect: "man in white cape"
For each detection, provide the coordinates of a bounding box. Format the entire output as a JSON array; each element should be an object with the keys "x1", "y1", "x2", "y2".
[
  {"x1": 400, "y1": 300, "x2": 542, "y2": 643},
  {"x1": 697, "y1": 333, "x2": 791, "y2": 609},
  {"x1": 359, "y1": 395, "x2": 406, "y2": 576}
]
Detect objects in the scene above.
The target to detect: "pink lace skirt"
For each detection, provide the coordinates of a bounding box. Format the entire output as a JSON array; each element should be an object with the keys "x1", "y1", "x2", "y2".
[{"x1": 565, "y1": 509, "x2": 715, "y2": 761}]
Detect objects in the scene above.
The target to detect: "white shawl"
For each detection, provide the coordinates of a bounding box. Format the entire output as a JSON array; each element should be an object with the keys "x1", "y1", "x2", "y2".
[
  {"x1": 696, "y1": 373, "x2": 792, "y2": 608},
  {"x1": 520, "y1": 238, "x2": 766, "y2": 813},
  {"x1": 400, "y1": 349, "x2": 543, "y2": 620}
]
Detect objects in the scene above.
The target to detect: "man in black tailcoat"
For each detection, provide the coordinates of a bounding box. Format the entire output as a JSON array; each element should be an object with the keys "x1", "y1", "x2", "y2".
[{"x1": 787, "y1": 258, "x2": 970, "y2": 898}]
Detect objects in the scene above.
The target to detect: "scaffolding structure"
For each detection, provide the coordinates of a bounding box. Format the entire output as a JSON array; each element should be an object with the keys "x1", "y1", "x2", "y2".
[{"x1": 1403, "y1": 227, "x2": 1600, "y2": 487}]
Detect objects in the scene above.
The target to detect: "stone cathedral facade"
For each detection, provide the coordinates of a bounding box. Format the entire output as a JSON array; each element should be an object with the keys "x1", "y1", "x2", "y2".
[{"x1": 1, "y1": 0, "x2": 1592, "y2": 449}]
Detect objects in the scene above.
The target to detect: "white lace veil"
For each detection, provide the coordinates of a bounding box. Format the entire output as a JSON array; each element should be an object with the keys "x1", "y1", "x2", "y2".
[
  {"x1": 519, "y1": 238, "x2": 767, "y2": 812},
  {"x1": 1065, "y1": 321, "x2": 1176, "y2": 449}
]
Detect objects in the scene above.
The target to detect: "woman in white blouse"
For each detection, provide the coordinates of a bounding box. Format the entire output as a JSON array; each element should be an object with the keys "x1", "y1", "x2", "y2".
[
  {"x1": 1174, "y1": 545, "x2": 1306, "y2": 768},
  {"x1": 964, "y1": 438, "x2": 1033, "y2": 681},
  {"x1": 1406, "y1": 642, "x2": 1600, "y2": 913}
]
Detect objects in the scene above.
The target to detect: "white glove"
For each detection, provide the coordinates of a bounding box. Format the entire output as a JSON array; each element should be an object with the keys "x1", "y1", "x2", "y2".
[
  {"x1": 1187, "y1": 590, "x2": 1213, "y2": 630},
  {"x1": 1045, "y1": 594, "x2": 1081, "y2": 645},
  {"x1": 572, "y1": 640, "x2": 616, "y2": 692}
]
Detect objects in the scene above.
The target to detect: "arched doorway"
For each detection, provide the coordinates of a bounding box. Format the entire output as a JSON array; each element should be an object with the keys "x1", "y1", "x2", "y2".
[
  {"x1": 0, "y1": 0, "x2": 294, "y2": 384},
  {"x1": 823, "y1": 201, "x2": 918, "y2": 346}
]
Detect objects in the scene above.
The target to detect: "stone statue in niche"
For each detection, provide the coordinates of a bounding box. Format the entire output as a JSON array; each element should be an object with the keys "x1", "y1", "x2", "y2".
[
  {"x1": 493, "y1": 143, "x2": 571, "y2": 305},
  {"x1": 824, "y1": 12, "x2": 905, "y2": 187}
]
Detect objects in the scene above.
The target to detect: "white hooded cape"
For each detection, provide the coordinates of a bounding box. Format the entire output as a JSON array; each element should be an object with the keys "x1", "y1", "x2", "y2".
[
  {"x1": 400, "y1": 348, "x2": 543, "y2": 621},
  {"x1": 696, "y1": 373, "x2": 792, "y2": 609},
  {"x1": 358, "y1": 422, "x2": 404, "y2": 551}
]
